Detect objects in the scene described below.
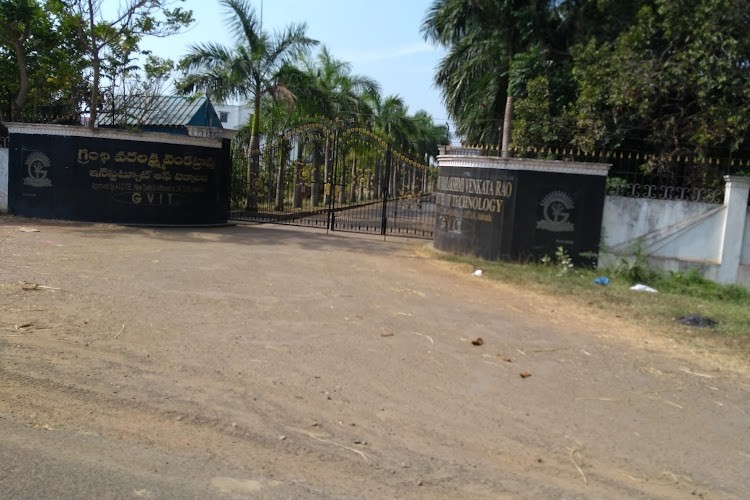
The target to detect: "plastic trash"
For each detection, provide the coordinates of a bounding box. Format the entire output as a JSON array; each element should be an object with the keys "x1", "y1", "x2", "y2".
[
  {"x1": 630, "y1": 284, "x2": 658, "y2": 293},
  {"x1": 593, "y1": 276, "x2": 610, "y2": 286},
  {"x1": 473, "y1": 269, "x2": 483, "y2": 277}
]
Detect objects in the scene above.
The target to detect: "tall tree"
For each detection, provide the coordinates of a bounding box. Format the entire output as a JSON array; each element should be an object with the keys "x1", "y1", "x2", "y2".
[
  {"x1": 421, "y1": 0, "x2": 635, "y2": 152},
  {"x1": 0, "y1": 0, "x2": 87, "y2": 121},
  {"x1": 0, "y1": 0, "x2": 37, "y2": 120},
  {"x1": 411, "y1": 109, "x2": 449, "y2": 161},
  {"x1": 68, "y1": 0, "x2": 193, "y2": 128},
  {"x1": 422, "y1": 0, "x2": 558, "y2": 153},
  {"x1": 299, "y1": 46, "x2": 379, "y2": 203},
  {"x1": 300, "y1": 46, "x2": 380, "y2": 124},
  {"x1": 365, "y1": 94, "x2": 416, "y2": 148},
  {"x1": 179, "y1": 0, "x2": 317, "y2": 211},
  {"x1": 572, "y1": 0, "x2": 750, "y2": 156}
]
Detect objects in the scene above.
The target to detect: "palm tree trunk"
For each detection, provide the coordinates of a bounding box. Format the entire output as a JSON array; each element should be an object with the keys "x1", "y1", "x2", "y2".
[
  {"x1": 395, "y1": 164, "x2": 400, "y2": 197},
  {"x1": 311, "y1": 141, "x2": 322, "y2": 207},
  {"x1": 323, "y1": 132, "x2": 332, "y2": 205},
  {"x1": 246, "y1": 91, "x2": 262, "y2": 211},
  {"x1": 349, "y1": 154, "x2": 357, "y2": 202},
  {"x1": 375, "y1": 158, "x2": 382, "y2": 198},
  {"x1": 501, "y1": 96, "x2": 513, "y2": 158},
  {"x1": 293, "y1": 140, "x2": 303, "y2": 209},
  {"x1": 274, "y1": 138, "x2": 288, "y2": 211},
  {"x1": 360, "y1": 162, "x2": 367, "y2": 201},
  {"x1": 338, "y1": 148, "x2": 347, "y2": 204}
]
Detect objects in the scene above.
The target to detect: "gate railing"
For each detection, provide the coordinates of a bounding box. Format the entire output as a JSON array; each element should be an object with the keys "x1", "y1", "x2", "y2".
[{"x1": 230, "y1": 122, "x2": 437, "y2": 239}]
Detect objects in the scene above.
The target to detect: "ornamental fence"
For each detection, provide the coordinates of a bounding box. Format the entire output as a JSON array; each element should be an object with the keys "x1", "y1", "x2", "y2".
[{"x1": 440, "y1": 145, "x2": 750, "y2": 205}]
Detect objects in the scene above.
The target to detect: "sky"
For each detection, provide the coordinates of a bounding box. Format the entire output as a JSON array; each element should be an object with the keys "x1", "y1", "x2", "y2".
[{"x1": 132, "y1": 0, "x2": 451, "y2": 128}]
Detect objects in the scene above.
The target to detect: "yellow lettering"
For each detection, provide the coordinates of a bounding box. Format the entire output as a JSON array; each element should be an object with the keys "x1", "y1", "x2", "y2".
[{"x1": 148, "y1": 153, "x2": 163, "y2": 169}]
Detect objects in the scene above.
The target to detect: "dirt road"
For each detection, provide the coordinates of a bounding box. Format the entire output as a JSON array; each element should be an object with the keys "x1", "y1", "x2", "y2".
[{"x1": 1, "y1": 217, "x2": 748, "y2": 499}]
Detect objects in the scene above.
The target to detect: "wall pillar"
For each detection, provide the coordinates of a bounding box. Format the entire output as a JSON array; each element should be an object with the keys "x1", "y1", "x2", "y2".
[
  {"x1": 0, "y1": 147, "x2": 8, "y2": 211},
  {"x1": 717, "y1": 175, "x2": 750, "y2": 283}
]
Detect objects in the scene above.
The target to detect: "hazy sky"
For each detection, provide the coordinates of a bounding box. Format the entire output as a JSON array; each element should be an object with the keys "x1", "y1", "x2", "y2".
[{"x1": 134, "y1": 0, "x2": 450, "y2": 126}]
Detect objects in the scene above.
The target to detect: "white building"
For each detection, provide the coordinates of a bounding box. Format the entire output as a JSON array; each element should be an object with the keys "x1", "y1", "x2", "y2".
[{"x1": 212, "y1": 103, "x2": 252, "y2": 131}]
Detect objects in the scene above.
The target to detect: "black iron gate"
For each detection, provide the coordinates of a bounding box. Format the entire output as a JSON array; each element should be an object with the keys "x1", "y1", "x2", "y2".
[{"x1": 230, "y1": 122, "x2": 436, "y2": 239}]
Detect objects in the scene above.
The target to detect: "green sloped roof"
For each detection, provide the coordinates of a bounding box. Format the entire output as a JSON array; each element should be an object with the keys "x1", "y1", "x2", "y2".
[{"x1": 96, "y1": 95, "x2": 222, "y2": 128}]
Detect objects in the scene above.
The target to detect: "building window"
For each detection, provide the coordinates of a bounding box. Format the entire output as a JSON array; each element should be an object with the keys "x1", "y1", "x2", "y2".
[{"x1": 219, "y1": 111, "x2": 229, "y2": 123}]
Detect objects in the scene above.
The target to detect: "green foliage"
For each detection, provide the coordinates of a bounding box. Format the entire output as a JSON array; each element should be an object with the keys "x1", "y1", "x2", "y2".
[
  {"x1": 607, "y1": 244, "x2": 750, "y2": 303},
  {"x1": 0, "y1": 0, "x2": 87, "y2": 120},
  {"x1": 606, "y1": 177, "x2": 630, "y2": 196},
  {"x1": 653, "y1": 270, "x2": 750, "y2": 302},
  {"x1": 65, "y1": 0, "x2": 194, "y2": 125},
  {"x1": 555, "y1": 246, "x2": 574, "y2": 276},
  {"x1": 424, "y1": 0, "x2": 750, "y2": 158},
  {"x1": 573, "y1": 0, "x2": 750, "y2": 155},
  {"x1": 541, "y1": 246, "x2": 574, "y2": 277},
  {"x1": 612, "y1": 242, "x2": 657, "y2": 284},
  {"x1": 422, "y1": 0, "x2": 563, "y2": 144},
  {"x1": 512, "y1": 74, "x2": 574, "y2": 148}
]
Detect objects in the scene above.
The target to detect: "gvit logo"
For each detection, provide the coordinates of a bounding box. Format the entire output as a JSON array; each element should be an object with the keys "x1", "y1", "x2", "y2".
[
  {"x1": 23, "y1": 151, "x2": 52, "y2": 188},
  {"x1": 537, "y1": 191, "x2": 574, "y2": 232}
]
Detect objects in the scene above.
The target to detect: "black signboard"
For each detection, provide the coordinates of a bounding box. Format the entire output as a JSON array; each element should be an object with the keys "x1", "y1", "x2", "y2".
[
  {"x1": 9, "y1": 131, "x2": 230, "y2": 225},
  {"x1": 434, "y1": 166, "x2": 517, "y2": 261},
  {"x1": 512, "y1": 171, "x2": 606, "y2": 265},
  {"x1": 434, "y1": 163, "x2": 607, "y2": 265}
]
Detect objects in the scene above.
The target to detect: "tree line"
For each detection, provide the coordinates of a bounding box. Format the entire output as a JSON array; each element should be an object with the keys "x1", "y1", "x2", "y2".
[
  {"x1": 0, "y1": 0, "x2": 192, "y2": 125},
  {"x1": 0, "y1": 0, "x2": 448, "y2": 151},
  {"x1": 5, "y1": 0, "x2": 745, "y2": 169},
  {"x1": 1, "y1": 0, "x2": 449, "y2": 211},
  {"x1": 423, "y1": 0, "x2": 750, "y2": 159}
]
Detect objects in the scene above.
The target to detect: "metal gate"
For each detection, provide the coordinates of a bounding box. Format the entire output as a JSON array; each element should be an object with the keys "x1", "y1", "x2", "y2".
[{"x1": 229, "y1": 122, "x2": 436, "y2": 239}]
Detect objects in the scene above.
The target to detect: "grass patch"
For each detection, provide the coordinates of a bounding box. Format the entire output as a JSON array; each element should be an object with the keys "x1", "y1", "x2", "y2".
[{"x1": 441, "y1": 252, "x2": 750, "y2": 355}]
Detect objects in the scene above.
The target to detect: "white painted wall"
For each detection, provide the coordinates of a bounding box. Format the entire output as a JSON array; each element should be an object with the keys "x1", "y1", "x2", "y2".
[
  {"x1": 602, "y1": 196, "x2": 723, "y2": 263},
  {"x1": 601, "y1": 177, "x2": 750, "y2": 287},
  {"x1": 0, "y1": 148, "x2": 8, "y2": 211},
  {"x1": 741, "y1": 207, "x2": 750, "y2": 266}
]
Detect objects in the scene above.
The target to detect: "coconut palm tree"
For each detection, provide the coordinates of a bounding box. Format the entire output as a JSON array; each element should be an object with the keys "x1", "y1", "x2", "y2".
[
  {"x1": 408, "y1": 110, "x2": 449, "y2": 193},
  {"x1": 359, "y1": 93, "x2": 414, "y2": 197},
  {"x1": 178, "y1": 0, "x2": 317, "y2": 211},
  {"x1": 301, "y1": 46, "x2": 380, "y2": 121},
  {"x1": 285, "y1": 47, "x2": 380, "y2": 205},
  {"x1": 303, "y1": 47, "x2": 380, "y2": 204},
  {"x1": 422, "y1": 0, "x2": 558, "y2": 153},
  {"x1": 365, "y1": 94, "x2": 416, "y2": 147}
]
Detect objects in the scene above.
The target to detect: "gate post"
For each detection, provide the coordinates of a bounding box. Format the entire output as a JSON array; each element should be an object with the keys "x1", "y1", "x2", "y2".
[{"x1": 717, "y1": 175, "x2": 750, "y2": 283}]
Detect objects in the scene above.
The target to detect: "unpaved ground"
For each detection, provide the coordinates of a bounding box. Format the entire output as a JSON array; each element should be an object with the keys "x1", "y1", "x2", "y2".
[{"x1": 1, "y1": 216, "x2": 749, "y2": 499}]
